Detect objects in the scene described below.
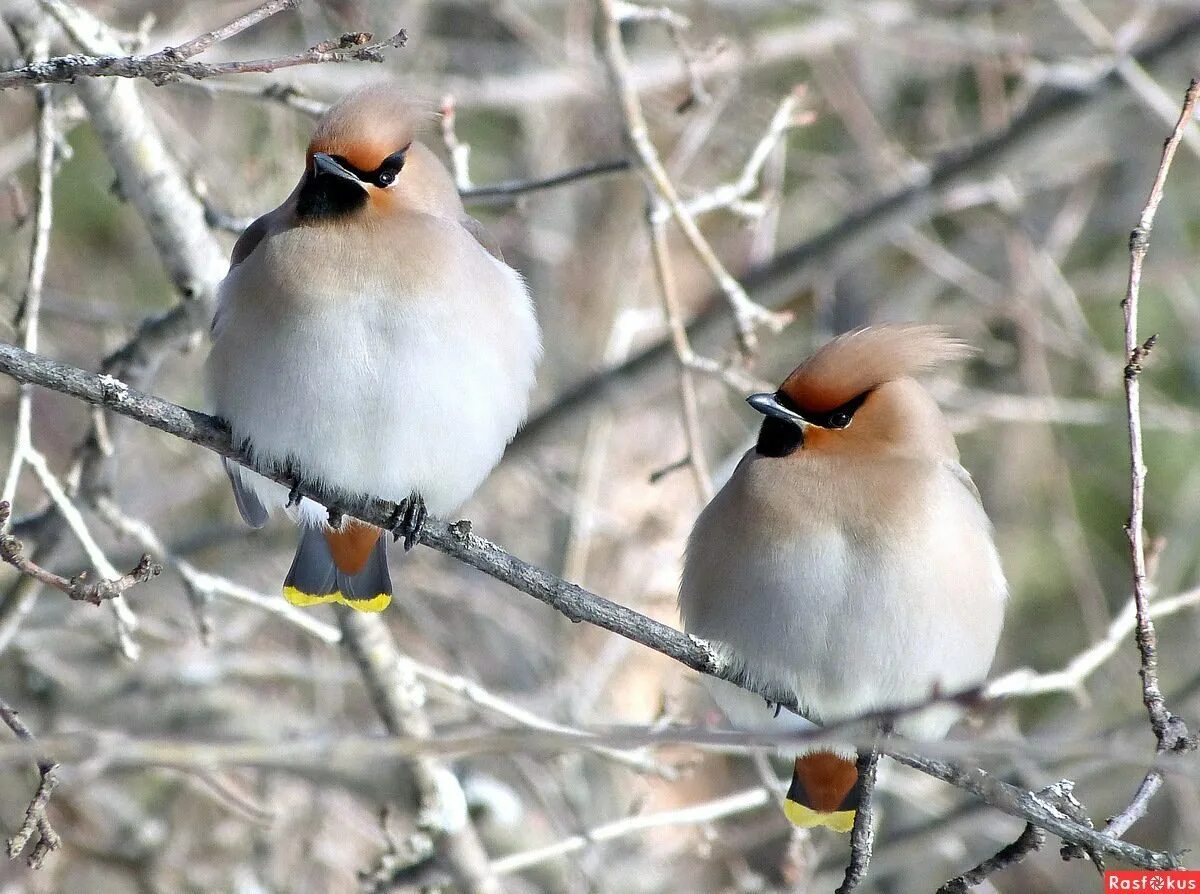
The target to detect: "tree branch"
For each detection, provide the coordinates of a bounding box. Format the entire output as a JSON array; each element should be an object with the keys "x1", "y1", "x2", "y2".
[
  {"x1": 0, "y1": 501, "x2": 161, "y2": 604},
  {"x1": 595, "y1": 0, "x2": 788, "y2": 356},
  {"x1": 511, "y1": 12, "x2": 1200, "y2": 451},
  {"x1": 337, "y1": 610, "x2": 501, "y2": 894},
  {"x1": 1108, "y1": 76, "x2": 1200, "y2": 840},
  {"x1": 0, "y1": 697, "x2": 59, "y2": 868},
  {"x1": 834, "y1": 747, "x2": 881, "y2": 894},
  {"x1": 936, "y1": 822, "x2": 1046, "y2": 893},
  {"x1": 0, "y1": 25, "x2": 408, "y2": 90},
  {"x1": 0, "y1": 339, "x2": 1182, "y2": 870}
]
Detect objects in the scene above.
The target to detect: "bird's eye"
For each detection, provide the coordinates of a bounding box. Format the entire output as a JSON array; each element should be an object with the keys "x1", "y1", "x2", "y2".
[
  {"x1": 375, "y1": 169, "x2": 396, "y2": 188},
  {"x1": 827, "y1": 410, "x2": 852, "y2": 429}
]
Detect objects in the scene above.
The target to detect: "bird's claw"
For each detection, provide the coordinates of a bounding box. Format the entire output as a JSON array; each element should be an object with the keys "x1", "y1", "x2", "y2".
[
  {"x1": 388, "y1": 493, "x2": 427, "y2": 551},
  {"x1": 764, "y1": 699, "x2": 782, "y2": 718},
  {"x1": 283, "y1": 459, "x2": 304, "y2": 509}
]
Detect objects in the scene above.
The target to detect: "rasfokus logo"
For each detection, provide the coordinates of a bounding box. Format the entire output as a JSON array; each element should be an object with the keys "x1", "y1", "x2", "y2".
[{"x1": 1105, "y1": 871, "x2": 1200, "y2": 891}]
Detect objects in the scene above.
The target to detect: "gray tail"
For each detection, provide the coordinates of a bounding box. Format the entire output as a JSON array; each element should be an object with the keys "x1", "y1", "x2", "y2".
[{"x1": 283, "y1": 527, "x2": 392, "y2": 613}]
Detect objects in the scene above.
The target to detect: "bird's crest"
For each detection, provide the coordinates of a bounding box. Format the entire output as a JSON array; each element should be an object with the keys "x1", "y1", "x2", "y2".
[
  {"x1": 779, "y1": 324, "x2": 971, "y2": 414},
  {"x1": 308, "y1": 84, "x2": 434, "y2": 173}
]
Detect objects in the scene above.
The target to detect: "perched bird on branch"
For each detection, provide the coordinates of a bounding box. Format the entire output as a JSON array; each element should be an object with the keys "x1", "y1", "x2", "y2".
[
  {"x1": 207, "y1": 84, "x2": 541, "y2": 612},
  {"x1": 680, "y1": 325, "x2": 1006, "y2": 831}
]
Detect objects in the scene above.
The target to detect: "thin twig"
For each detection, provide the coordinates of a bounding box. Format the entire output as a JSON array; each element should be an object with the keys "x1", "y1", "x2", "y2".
[
  {"x1": 93, "y1": 496, "x2": 340, "y2": 646},
  {"x1": 413, "y1": 662, "x2": 676, "y2": 778},
  {"x1": 22, "y1": 448, "x2": 142, "y2": 658},
  {"x1": 0, "y1": 502, "x2": 161, "y2": 605},
  {"x1": 337, "y1": 610, "x2": 501, "y2": 894},
  {"x1": 646, "y1": 200, "x2": 713, "y2": 500},
  {"x1": 651, "y1": 86, "x2": 813, "y2": 224},
  {"x1": 166, "y1": 0, "x2": 299, "y2": 61},
  {"x1": 1111, "y1": 77, "x2": 1200, "y2": 837},
  {"x1": 511, "y1": 14, "x2": 1200, "y2": 451},
  {"x1": 834, "y1": 747, "x2": 881, "y2": 894},
  {"x1": 595, "y1": 0, "x2": 787, "y2": 355},
  {"x1": 612, "y1": 0, "x2": 711, "y2": 111},
  {"x1": 885, "y1": 753, "x2": 1172, "y2": 870},
  {"x1": 439, "y1": 94, "x2": 473, "y2": 191},
  {"x1": 461, "y1": 158, "x2": 633, "y2": 204},
  {"x1": 490, "y1": 787, "x2": 771, "y2": 875},
  {"x1": 987, "y1": 584, "x2": 1200, "y2": 700},
  {"x1": 0, "y1": 27, "x2": 408, "y2": 89},
  {"x1": 936, "y1": 822, "x2": 1046, "y2": 893},
  {"x1": 0, "y1": 696, "x2": 60, "y2": 868},
  {"x1": 1, "y1": 32, "x2": 54, "y2": 515}
]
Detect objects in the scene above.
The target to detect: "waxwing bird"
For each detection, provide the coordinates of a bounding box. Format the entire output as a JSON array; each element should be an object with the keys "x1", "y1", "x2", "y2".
[
  {"x1": 206, "y1": 85, "x2": 541, "y2": 612},
  {"x1": 679, "y1": 325, "x2": 1006, "y2": 831}
]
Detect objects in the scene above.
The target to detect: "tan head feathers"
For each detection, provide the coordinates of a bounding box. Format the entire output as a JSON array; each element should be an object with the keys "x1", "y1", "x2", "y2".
[
  {"x1": 308, "y1": 85, "x2": 433, "y2": 173},
  {"x1": 779, "y1": 324, "x2": 971, "y2": 414}
]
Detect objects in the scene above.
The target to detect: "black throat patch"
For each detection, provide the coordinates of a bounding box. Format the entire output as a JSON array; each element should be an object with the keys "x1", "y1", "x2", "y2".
[
  {"x1": 296, "y1": 173, "x2": 368, "y2": 220},
  {"x1": 756, "y1": 417, "x2": 804, "y2": 457}
]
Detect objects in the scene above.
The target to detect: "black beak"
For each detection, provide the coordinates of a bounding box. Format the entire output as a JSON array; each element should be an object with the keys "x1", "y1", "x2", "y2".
[
  {"x1": 312, "y1": 152, "x2": 362, "y2": 184},
  {"x1": 747, "y1": 392, "x2": 810, "y2": 429}
]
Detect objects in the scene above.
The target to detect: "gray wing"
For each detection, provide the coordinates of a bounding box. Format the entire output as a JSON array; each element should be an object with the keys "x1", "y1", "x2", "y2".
[
  {"x1": 213, "y1": 208, "x2": 284, "y2": 335},
  {"x1": 461, "y1": 215, "x2": 505, "y2": 262},
  {"x1": 223, "y1": 458, "x2": 269, "y2": 528},
  {"x1": 229, "y1": 209, "x2": 277, "y2": 269}
]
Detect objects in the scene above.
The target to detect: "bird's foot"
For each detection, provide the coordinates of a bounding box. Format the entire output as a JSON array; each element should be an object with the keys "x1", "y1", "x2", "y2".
[
  {"x1": 764, "y1": 699, "x2": 783, "y2": 719},
  {"x1": 387, "y1": 493, "x2": 427, "y2": 551},
  {"x1": 283, "y1": 459, "x2": 304, "y2": 509}
]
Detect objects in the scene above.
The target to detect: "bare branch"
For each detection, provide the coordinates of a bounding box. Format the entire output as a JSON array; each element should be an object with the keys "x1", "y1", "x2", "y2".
[
  {"x1": 1111, "y1": 77, "x2": 1200, "y2": 837},
  {"x1": 412, "y1": 661, "x2": 676, "y2": 778},
  {"x1": 439, "y1": 94, "x2": 473, "y2": 191},
  {"x1": 490, "y1": 787, "x2": 771, "y2": 875},
  {"x1": 987, "y1": 584, "x2": 1200, "y2": 700},
  {"x1": 0, "y1": 26, "x2": 409, "y2": 90},
  {"x1": 165, "y1": 0, "x2": 299, "y2": 61},
  {"x1": 0, "y1": 341, "x2": 1184, "y2": 870},
  {"x1": 93, "y1": 495, "x2": 341, "y2": 645},
  {"x1": 646, "y1": 200, "x2": 713, "y2": 500},
  {"x1": 337, "y1": 610, "x2": 500, "y2": 894},
  {"x1": 936, "y1": 822, "x2": 1046, "y2": 893},
  {"x1": 1, "y1": 27, "x2": 54, "y2": 515},
  {"x1": 886, "y1": 753, "x2": 1174, "y2": 870},
  {"x1": 595, "y1": 0, "x2": 788, "y2": 355},
  {"x1": 834, "y1": 747, "x2": 881, "y2": 894},
  {"x1": 461, "y1": 158, "x2": 633, "y2": 204},
  {"x1": 1121, "y1": 77, "x2": 1198, "y2": 747},
  {"x1": 0, "y1": 697, "x2": 59, "y2": 869},
  {"x1": 0, "y1": 502, "x2": 161, "y2": 605},
  {"x1": 651, "y1": 86, "x2": 814, "y2": 224},
  {"x1": 511, "y1": 13, "x2": 1200, "y2": 451}
]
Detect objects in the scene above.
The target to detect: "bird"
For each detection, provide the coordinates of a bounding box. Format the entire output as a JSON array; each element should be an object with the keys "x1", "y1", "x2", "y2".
[
  {"x1": 206, "y1": 84, "x2": 541, "y2": 613},
  {"x1": 679, "y1": 324, "x2": 1006, "y2": 832}
]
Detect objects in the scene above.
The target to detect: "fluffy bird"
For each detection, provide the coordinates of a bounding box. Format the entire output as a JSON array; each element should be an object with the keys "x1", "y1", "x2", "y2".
[
  {"x1": 680, "y1": 325, "x2": 1006, "y2": 831},
  {"x1": 206, "y1": 85, "x2": 540, "y2": 612}
]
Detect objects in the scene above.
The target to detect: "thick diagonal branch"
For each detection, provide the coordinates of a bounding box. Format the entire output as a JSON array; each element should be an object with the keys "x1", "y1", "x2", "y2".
[{"x1": 0, "y1": 340, "x2": 1183, "y2": 870}]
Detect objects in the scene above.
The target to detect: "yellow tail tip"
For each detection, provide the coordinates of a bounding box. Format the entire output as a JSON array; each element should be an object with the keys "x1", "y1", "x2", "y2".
[
  {"x1": 282, "y1": 586, "x2": 391, "y2": 613},
  {"x1": 783, "y1": 798, "x2": 856, "y2": 833}
]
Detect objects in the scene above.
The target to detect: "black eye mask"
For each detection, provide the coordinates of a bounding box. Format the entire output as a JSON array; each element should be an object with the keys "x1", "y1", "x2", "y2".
[
  {"x1": 777, "y1": 389, "x2": 871, "y2": 430},
  {"x1": 755, "y1": 390, "x2": 872, "y2": 458},
  {"x1": 327, "y1": 147, "x2": 409, "y2": 188}
]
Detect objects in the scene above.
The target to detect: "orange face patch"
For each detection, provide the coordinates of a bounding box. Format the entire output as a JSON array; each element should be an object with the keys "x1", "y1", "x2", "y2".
[
  {"x1": 307, "y1": 139, "x2": 392, "y2": 177},
  {"x1": 323, "y1": 523, "x2": 381, "y2": 575}
]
